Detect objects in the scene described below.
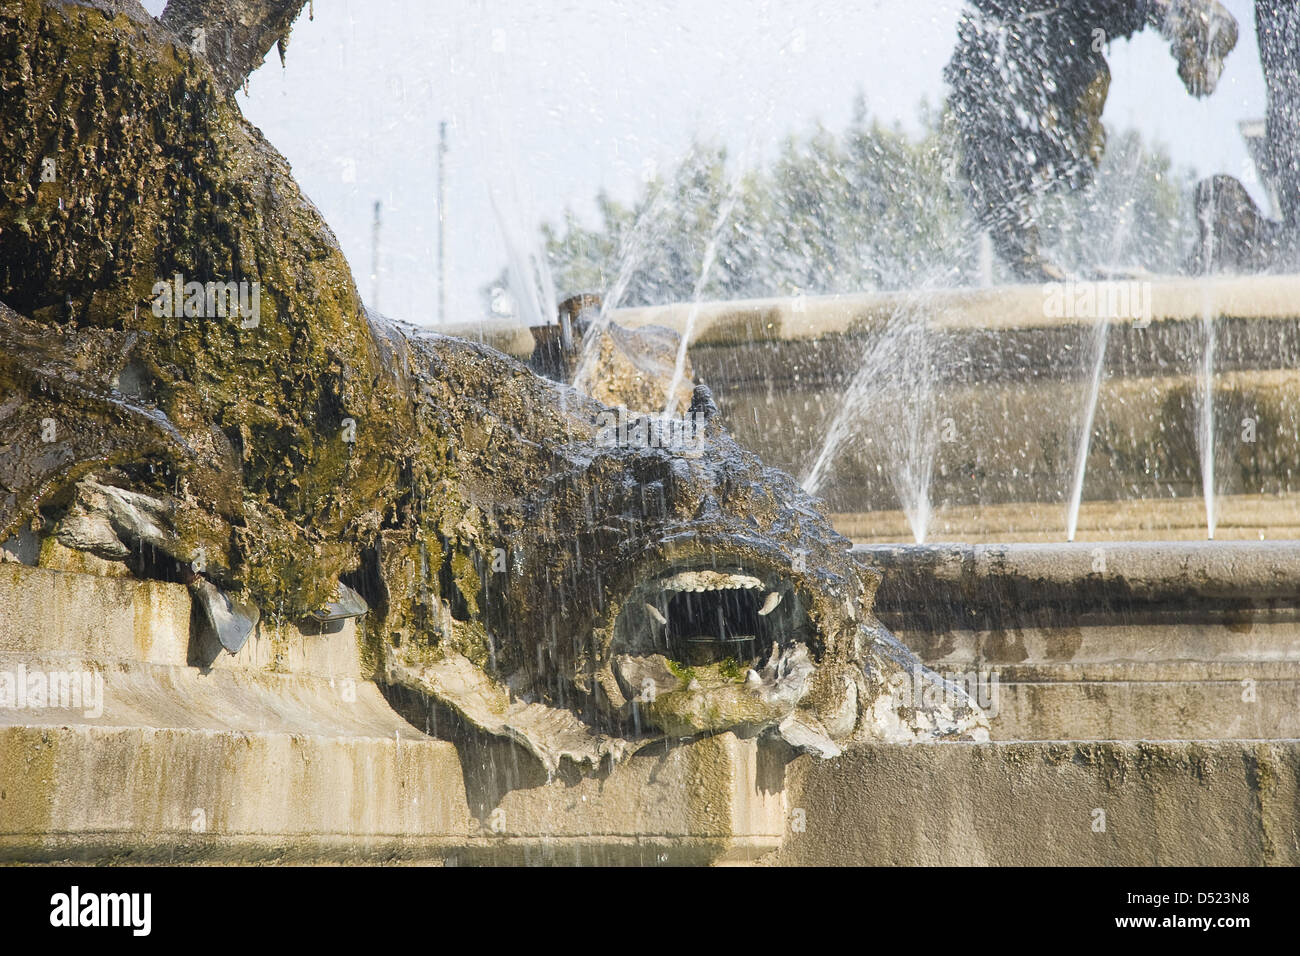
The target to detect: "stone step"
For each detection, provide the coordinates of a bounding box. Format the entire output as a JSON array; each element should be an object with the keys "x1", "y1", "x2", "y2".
[
  {"x1": 0, "y1": 562, "x2": 365, "y2": 680},
  {"x1": 0, "y1": 725, "x2": 781, "y2": 865},
  {"x1": 965, "y1": 660, "x2": 1300, "y2": 681},
  {"x1": 899, "y1": 655, "x2": 1300, "y2": 739},
  {"x1": 896, "y1": 621, "x2": 1300, "y2": 670},
  {"x1": 3, "y1": 558, "x2": 1297, "y2": 864},
  {"x1": 0, "y1": 652, "x2": 404, "y2": 739},
  {"x1": 772, "y1": 739, "x2": 1300, "y2": 866},
  {"x1": 985, "y1": 679, "x2": 1300, "y2": 741},
  {"x1": 0, "y1": 563, "x2": 784, "y2": 864}
]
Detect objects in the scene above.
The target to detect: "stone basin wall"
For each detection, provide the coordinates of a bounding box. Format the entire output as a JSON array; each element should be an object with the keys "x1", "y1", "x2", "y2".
[
  {"x1": 1, "y1": 559, "x2": 1296, "y2": 865},
  {"x1": 452, "y1": 276, "x2": 1300, "y2": 541}
]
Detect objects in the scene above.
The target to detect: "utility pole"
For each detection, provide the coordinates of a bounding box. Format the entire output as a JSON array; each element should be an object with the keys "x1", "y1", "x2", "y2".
[
  {"x1": 437, "y1": 120, "x2": 448, "y2": 325},
  {"x1": 370, "y1": 199, "x2": 382, "y2": 310}
]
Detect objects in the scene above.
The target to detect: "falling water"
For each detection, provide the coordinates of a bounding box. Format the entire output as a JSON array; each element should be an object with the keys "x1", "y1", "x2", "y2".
[
  {"x1": 570, "y1": 183, "x2": 676, "y2": 393},
  {"x1": 976, "y1": 230, "x2": 993, "y2": 287},
  {"x1": 661, "y1": 179, "x2": 743, "y2": 416},
  {"x1": 803, "y1": 324, "x2": 887, "y2": 499},
  {"x1": 892, "y1": 314, "x2": 939, "y2": 544},
  {"x1": 1198, "y1": 286, "x2": 1218, "y2": 539},
  {"x1": 1065, "y1": 143, "x2": 1143, "y2": 541},
  {"x1": 1065, "y1": 312, "x2": 1109, "y2": 541},
  {"x1": 492, "y1": 192, "x2": 557, "y2": 330},
  {"x1": 1193, "y1": 173, "x2": 1221, "y2": 541},
  {"x1": 802, "y1": 299, "x2": 939, "y2": 543}
]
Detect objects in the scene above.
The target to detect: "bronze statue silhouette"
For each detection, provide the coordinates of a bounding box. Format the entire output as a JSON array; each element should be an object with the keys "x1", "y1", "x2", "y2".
[
  {"x1": 946, "y1": 0, "x2": 1259, "y2": 280},
  {"x1": 1192, "y1": 1, "x2": 1300, "y2": 273}
]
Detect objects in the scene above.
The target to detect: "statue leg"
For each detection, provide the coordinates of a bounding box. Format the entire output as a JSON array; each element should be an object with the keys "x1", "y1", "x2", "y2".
[
  {"x1": 1190, "y1": 174, "x2": 1284, "y2": 273},
  {"x1": 985, "y1": 202, "x2": 1067, "y2": 283},
  {"x1": 1190, "y1": 1, "x2": 1299, "y2": 273},
  {"x1": 1257, "y1": 0, "x2": 1300, "y2": 233}
]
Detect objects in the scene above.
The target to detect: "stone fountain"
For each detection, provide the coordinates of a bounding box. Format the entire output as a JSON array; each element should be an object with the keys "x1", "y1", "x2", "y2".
[
  {"x1": 443, "y1": 277, "x2": 1300, "y2": 863},
  {"x1": 2, "y1": 0, "x2": 1298, "y2": 867}
]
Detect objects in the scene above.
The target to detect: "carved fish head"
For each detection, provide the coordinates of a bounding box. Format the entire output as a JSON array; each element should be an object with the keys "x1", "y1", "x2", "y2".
[
  {"x1": 0, "y1": 0, "x2": 986, "y2": 771},
  {"x1": 475, "y1": 383, "x2": 988, "y2": 759}
]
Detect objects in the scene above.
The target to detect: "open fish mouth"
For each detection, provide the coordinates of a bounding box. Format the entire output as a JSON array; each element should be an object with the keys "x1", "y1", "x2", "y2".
[
  {"x1": 597, "y1": 560, "x2": 837, "y2": 743},
  {"x1": 613, "y1": 566, "x2": 816, "y2": 671}
]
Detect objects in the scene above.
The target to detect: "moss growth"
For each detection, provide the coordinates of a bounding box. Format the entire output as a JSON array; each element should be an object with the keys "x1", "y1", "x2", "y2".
[
  {"x1": 0, "y1": 1, "x2": 465, "y2": 628},
  {"x1": 665, "y1": 659, "x2": 696, "y2": 684},
  {"x1": 445, "y1": 619, "x2": 493, "y2": 670},
  {"x1": 449, "y1": 550, "x2": 481, "y2": 618},
  {"x1": 666, "y1": 657, "x2": 746, "y2": 685},
  {"x1": 716, "y1": 656, "x2": 747, "y2": 682}
]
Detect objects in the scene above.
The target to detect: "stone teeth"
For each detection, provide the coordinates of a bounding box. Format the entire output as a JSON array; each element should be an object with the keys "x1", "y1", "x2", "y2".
[
  {"x1": 744, "y1": 669, "x2": 762, "y2": 685},
  {"x1": 660, "y1": 570, "x2": 764, "y2": 593},
  {"x1": 757, "y1": 591, "x2": 782, "y2": 616},
  {"x1": 687, "y1": 678, "x2": 701, "y2": 692},
  {"x1": 644, "y1": 602, "x2": 667, "y2": 626}
]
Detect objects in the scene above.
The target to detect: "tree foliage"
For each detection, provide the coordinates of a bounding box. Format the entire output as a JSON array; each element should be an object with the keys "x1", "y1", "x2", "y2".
[{"x1": 539, "y1": 95, "x2": 1198, "y2": 307}]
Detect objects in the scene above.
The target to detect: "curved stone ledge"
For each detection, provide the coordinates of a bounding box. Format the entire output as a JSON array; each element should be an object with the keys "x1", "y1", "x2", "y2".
[
  {"x1": 450, "y1": 275, "x2": 1300, "y2": 355},
  {"x1": 442, "y1": 281, "x2": 1300, "y2": 524}
]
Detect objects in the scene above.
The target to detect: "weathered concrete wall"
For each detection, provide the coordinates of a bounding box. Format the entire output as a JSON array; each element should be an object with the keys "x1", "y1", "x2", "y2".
[
  {"x1": 769, "y1": 741, "x2": 1300, "y2": 866},
  {"x1": 447, "y1": 278, "x2": 1300, "y2": 536},
  {"x1": 859, "y1": 541, "x2": 1300, "y2": 741},
  {"x1": 0, "y1": 724, "x2": 787, "y2": 865},
  {"x1": 0, "y1": 563, "x2": 785, "y2": 864},
  {"x1": 449, "y1": 733, "x2": 784, "y2": 866},
  {"x1": 0, "y1": 724, "x2": 473, "y2": 863},
  {"x1": 0, "y1": 561, "x2": 191, "y2": 666},
  {"x1": 2, "y1": 561, "x2": 1297, "y2": 864},
  {"x1": 985, "y1": 679, "x2": 1300, "y2": 740}
]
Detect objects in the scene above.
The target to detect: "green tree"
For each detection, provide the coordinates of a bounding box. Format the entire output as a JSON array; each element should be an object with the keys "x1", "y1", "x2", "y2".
[{"x1": 540, "y1": 96, "x2": 1198, "y2": 307}]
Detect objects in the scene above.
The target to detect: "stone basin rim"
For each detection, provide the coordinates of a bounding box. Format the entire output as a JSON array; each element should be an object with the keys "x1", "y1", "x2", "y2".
[
  {"x1": 443, "y1": 274, "x2": 1300, "y2": 358},
  {"x1": 855, "y1": 539, "x2": 1300, "y2": 606}
]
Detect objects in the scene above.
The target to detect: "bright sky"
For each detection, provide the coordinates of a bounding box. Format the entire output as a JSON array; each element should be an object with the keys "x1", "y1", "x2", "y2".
[{"x1": 142, "y1": 0, "x2": 1269, "y2": 327}]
